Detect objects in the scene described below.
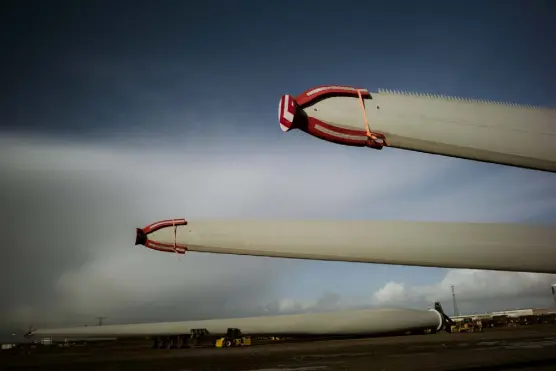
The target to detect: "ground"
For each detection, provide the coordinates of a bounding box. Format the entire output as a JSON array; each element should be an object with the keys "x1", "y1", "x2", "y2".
[{"x1": 2, "y1": 326, "x2": 556, "y2": 371}]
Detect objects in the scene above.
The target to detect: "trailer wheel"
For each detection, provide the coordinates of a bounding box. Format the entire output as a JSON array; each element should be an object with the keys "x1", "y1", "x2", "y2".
[
  {"x1": 166, "y1": 337, "x2": 174, "y2": 349},
  {"x1": 151, "y1": 337, "x2": 160, "y2": 349},
  {"x1": 225, "y1": 340, "x2": 233, "y2": 347}
]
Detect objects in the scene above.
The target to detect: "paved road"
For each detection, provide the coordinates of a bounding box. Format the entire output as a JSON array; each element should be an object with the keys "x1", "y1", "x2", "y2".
[{"x1": 2, "y1": 326, "x2": 556, "y2": 370}]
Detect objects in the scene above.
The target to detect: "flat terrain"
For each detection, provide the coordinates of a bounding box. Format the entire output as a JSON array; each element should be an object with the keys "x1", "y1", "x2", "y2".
[{"x1": 2, "y1": 326, "x2": 556, "y2": 371}]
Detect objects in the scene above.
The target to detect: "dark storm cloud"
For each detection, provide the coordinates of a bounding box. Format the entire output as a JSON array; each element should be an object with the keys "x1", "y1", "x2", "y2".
[
  {"x1": 0, "y1": 168, "x2": 116, "y2": 308},
  {"x1": 0, "y1": 131, "x2": 458, "y2": 340},
  {"x1": 2, "y1": 132, "x2": 556, "y2": 343},
  {"x1": 0, "y1": 136, "x2": 295, "y2": 340}
]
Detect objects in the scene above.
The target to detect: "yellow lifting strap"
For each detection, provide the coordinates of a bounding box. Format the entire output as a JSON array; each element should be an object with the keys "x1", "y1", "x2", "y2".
[
  {"x1": 357, "y1": 89, "x2": 389, "y2": 148},
  {"x1": 172, "y1": 219, "x2": 180, "y2": 255}
]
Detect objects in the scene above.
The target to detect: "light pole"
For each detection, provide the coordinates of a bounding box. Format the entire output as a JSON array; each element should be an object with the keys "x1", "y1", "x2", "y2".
[{"x1": 451, "y1": 285, "x2": 459, "y2": 317}]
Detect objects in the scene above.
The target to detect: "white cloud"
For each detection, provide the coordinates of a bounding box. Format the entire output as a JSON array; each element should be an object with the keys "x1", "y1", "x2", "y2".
[
  {"x1": 380, "y1": 165, "x2": 556, "y2": 222},
  {"x1": 371, "y1": 269, "x2": 556, "y2": 312},
  {"x1": 265, "y1": 269, "x2": 556, "y2": 317},
  {"x1": 374, "y1": 282, "x2": 406, "y2": 304}
]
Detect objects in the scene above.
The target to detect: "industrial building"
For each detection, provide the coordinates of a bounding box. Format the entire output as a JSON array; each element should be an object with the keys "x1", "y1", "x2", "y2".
[{"x1": 451, "y1": 307, "x2": 556, "y2": 326}]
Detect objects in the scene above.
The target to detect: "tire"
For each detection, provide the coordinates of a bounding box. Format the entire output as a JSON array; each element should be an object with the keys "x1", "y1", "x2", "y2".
[
  {"x1": 151, "y1": 337, "x2": 159, "y2": 349},
  {"x1": 166, "y1": 337, "x2": 174, "y2": 349},
  {"x1": 176, "y1": 336, "x2": 185, "y2": 349}
]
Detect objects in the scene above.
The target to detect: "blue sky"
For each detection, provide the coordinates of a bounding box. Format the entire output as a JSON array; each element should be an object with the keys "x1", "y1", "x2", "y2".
[{"x1": 1, "y1": 0, "x2": 556, "y2": 335}]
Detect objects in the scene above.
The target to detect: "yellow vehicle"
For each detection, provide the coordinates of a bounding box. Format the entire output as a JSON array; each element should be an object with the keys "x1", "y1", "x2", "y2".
[
  {"x1": 450, "y1": 319, "x2": 483, "y2": 333},
  {"x1": 215, "y1": 328, "x2": 252, "y2": 348},
  {"x1": 215, "y1": 337, "x2": 251, "y2": 347}
]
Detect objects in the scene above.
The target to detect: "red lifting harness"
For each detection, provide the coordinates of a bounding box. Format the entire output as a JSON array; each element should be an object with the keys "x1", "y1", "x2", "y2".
[
  {"x1": 280, "y1": 85, "x2": 389, "y2": 150},
  {"x1": 357, "y1": 89, "x2": 388, "y2": 150},
  {"x1": 137, "y1": 218, "x2": 188, "y2": 255}
]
